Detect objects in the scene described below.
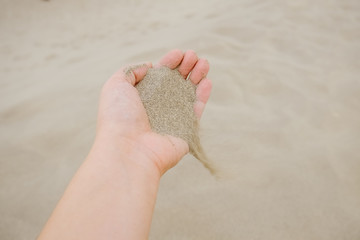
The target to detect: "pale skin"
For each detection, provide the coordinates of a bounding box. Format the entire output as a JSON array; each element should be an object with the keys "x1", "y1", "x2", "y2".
[{"x1": 37, "y1": 49, "x2": 212, "y2": 240}]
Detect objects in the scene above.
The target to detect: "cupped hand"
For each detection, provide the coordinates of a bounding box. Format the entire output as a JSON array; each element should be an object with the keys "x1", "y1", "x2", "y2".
[{"x1": 95, "y1": 49, "x2": 212, "y2": 176}]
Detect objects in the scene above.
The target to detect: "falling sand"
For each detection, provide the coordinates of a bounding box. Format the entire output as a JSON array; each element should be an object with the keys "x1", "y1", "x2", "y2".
[{"x1": 135, "y1": 66, "x2": 216, "y2": 175}]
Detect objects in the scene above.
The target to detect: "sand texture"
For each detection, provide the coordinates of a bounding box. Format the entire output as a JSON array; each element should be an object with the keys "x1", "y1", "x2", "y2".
[
  {"x1": 1, "y1": 0, "x2": 360, "y2": 239},
  {"x1": 136, "y1": 66, "x2": 215, "y2": 174}
]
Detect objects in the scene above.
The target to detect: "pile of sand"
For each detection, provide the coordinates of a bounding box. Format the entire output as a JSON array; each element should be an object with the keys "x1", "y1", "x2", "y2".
[{"x1": 136, "y1": 66, "x2": 216, "y2": 175}]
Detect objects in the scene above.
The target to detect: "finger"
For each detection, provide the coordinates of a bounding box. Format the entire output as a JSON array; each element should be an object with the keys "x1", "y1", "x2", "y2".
[
  {"x1": 194, "y1": 78, "x2": 212, "y2": 119},
  {"x1": 156, "y1": 49, "x2": 184, "y2": 69},
  {"x1": 178, "y1": 50, "x2": 198, "y2": 78},
  {"x1": 189, "y1": 58, "x2": 209, "y2": 85}
]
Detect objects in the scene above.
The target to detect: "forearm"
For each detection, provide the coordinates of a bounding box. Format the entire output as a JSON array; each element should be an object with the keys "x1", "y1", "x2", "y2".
[{"x1": 38, "y1": 137, "x2": 161, "y2": 240}]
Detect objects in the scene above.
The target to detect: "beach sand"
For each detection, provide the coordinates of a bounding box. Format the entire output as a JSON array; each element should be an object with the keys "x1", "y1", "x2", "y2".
[
  {"x1": 1, "y1": 0, "x2": 360, "y2": 239},
  {"x1": 136, "y1": 66, "x2": 215, "y2": 175}
]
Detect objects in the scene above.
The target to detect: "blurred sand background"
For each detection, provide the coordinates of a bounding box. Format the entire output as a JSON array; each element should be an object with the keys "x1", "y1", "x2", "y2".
[{"x1": 1, "y1": 0, "x2": 360, "y2": 239}]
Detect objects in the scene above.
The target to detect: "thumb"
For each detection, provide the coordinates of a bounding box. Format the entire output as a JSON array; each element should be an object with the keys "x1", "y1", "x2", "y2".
[{"x1": 110, "y1": 62, "x2": 152, "y2": 86}]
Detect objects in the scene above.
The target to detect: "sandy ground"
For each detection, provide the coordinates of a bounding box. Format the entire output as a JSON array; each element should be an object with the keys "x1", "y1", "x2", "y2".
[{"x1": 1, "y1": 0, "x2": 360, "y2": 239}]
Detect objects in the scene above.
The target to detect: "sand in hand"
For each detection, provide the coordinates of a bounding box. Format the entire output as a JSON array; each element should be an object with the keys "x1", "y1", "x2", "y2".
[{"x1": 135, "y1": 66, "x2": 216, "y2": 175}]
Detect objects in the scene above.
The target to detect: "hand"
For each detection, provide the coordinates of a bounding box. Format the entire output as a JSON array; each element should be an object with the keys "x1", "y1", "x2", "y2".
[
  {"x1": 38, "y1": 49, "x2": 212, "y2": 240},
  {"x1": 96, "y1": 49, "x2": 212, "y2": 176}
]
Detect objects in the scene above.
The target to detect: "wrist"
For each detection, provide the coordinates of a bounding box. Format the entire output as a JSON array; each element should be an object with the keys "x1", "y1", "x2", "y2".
[{"x1": 90, "y1": 133, "x2": 162, "y2": 181}]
